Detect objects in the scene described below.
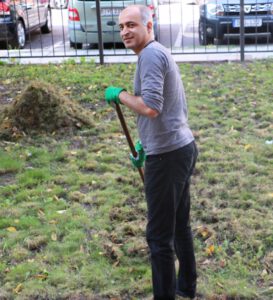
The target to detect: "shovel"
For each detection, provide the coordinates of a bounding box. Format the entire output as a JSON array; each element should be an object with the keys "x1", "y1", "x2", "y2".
[{"x1": 114, "y1": 103, "x2": 144, "y2": 184}]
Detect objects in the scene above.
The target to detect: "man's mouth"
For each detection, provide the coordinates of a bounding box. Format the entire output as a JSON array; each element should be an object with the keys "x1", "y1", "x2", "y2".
[{"x1": 123, "y1": 37, "x2": 133, "y2": 43}]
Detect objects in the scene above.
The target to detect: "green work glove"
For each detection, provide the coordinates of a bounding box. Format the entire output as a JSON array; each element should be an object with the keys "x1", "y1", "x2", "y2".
[
  {"x1": 130, "y1": 140, "x2": 146, "y2": 168},
  {"x1": 105, "y1": 86, "x2": 126, "y2": 105}
]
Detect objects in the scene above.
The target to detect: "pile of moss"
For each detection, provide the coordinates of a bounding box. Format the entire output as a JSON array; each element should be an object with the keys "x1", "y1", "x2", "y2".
[{"x1": 0, "y1": 81, "x2": 94, "y2": 139}]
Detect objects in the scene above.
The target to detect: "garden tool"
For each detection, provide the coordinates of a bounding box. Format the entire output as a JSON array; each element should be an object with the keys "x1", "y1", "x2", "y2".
[{"x1": 114, "y1": 103, "x2": 144, "y2": 184}]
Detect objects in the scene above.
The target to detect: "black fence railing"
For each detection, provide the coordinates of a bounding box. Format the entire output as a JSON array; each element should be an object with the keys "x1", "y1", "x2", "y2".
[{"x1": 0, "y1": 0, "x2": 273, "y2": 62}]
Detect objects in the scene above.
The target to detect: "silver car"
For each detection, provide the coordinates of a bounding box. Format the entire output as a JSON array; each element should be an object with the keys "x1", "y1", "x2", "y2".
[
  {"x1": 68, "y1": 0, "x2": 159, "y2": 49},
  {"x1": 0, "y1": 0, "x2": 51, "y2": 49}
]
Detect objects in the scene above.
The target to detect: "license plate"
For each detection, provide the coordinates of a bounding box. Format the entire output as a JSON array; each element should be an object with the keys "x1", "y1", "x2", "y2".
[
  {"x1": 233, "y1": 18, "x2": 262, "y2": 28},
  {"x1": 101, "y1": 8, "x2": 122, "y2": 17}
]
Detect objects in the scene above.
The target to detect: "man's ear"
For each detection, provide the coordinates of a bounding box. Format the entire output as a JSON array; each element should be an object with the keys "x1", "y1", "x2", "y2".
[{"x1": 147, "y1": 21, "x2": 153, "y2": 33}]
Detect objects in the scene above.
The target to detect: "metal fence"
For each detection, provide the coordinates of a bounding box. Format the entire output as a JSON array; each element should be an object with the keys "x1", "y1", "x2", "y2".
[{"x1": 0, "y1": 0, "x2": 273, "y2": 63}]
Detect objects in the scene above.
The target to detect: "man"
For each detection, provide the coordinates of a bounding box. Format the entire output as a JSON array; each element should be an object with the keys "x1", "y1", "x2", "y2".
[{"x1": 105, "y1": 5, "x2": 198, "y2": 300}]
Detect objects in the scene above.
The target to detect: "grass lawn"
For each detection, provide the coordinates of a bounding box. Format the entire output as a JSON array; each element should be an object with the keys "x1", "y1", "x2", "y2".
[{"x1": 0, "y1": 59, "x2": 272, "y2": 300}]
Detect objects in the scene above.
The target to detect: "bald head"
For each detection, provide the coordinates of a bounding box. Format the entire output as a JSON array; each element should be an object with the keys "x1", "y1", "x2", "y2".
[
  {"x1": 139, "y1": 5, "x2": 153, "y2": 25},
  {"x1": 119, "y1": 5, "x2": 154, "y2": 54},
  {"x1": 121, "y1": 5, "x2": 153, "y2": 26}
]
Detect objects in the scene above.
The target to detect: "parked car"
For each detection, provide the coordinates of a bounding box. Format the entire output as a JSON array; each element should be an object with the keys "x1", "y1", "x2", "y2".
[
  {"x1": 0, "y1": 0, "x2": 51, "y2": 49},
  {"x1": 68, "y1": 0, "x2": 159, "y2": 49},
  {"x1": 198, "y1": 0, "x2": 273, "y2": 45}
]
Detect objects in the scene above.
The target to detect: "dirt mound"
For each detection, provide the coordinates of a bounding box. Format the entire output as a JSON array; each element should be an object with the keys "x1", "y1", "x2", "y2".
[{"x1": 0, "y1": 81, "x2": 94, "y2": 139}]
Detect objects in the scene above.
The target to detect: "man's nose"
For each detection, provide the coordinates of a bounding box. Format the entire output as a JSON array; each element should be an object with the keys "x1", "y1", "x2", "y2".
[{"x1": 121, "y1": 26, "x2": 129, "y2": 36}]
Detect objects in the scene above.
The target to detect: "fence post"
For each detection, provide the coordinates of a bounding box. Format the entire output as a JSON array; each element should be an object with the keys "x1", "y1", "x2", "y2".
[
  {"x1": 95, "y1": 0, "x2": 104, "y2": 64},
  {"x1": 240, "y1": 0, "x2": 245, "y2": 62}
]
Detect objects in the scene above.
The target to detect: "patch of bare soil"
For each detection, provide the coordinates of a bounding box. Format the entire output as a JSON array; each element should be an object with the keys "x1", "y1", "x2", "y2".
[
  {"x1": 0, "y1": 81, "x2": 94, "y2": 140},
  {"x1": 0, "y1": 172, "x2": 16, "y2": 186}
]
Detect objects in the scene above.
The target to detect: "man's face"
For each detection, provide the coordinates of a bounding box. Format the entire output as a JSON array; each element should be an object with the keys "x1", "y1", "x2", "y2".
[{"x1": 119, "y1": 6, "x2": 152, "y2": 54}]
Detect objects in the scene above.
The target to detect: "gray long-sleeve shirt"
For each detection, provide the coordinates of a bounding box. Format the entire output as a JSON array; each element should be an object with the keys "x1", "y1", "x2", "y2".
[{"x1": 134, "y1": 41, "x2": 194, "y2": 155}]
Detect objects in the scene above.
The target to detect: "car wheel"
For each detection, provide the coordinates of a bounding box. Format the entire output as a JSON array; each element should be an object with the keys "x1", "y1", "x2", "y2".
[
  {"x1": 10, "y1": 20, "x2": 26, "y2": 49},
  {"x1": 41, "y1": 9, "x2": 52, "y2": 33},
  {"x1": 198, "y1": 21, "x2": 213, "y2": 46},
  {"x1": 0, "y1": 41, "x2": 7, "y2": 49},
  {"x1": 70, "y1": 41, "x2": 83, "y2": 49}
]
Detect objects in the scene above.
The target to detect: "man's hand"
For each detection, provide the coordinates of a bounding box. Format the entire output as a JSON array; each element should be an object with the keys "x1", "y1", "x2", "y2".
[
  {"x1": 105, "y1": 86, "x2": 126, "y2": 105},
  {"x1": 130, "y1": 140, "x2": 146, "y2": 168}
]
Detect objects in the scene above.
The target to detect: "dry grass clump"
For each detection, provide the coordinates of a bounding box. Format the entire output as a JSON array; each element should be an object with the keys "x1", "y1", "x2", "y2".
[{"x1": 0, "y1": 81, "x2": 94, "y2": 139}]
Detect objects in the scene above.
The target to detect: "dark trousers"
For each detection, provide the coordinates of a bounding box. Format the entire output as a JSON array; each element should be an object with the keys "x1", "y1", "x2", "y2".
[{"x1": 144, "y1": 141, "x2": 198, "y2": 300}]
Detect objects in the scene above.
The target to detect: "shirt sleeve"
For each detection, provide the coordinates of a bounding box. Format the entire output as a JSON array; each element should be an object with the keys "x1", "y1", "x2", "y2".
[{"x1": 138, "y1": 48, "x2": 168, "y2": 114}]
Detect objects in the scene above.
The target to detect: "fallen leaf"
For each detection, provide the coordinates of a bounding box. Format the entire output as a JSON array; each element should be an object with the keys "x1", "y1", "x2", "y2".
[
  {"x1": 244, "y1": 144, "x2": 252, "y2": 151},
  {"x1": 200, "y1": 259, "x2": 211, "y2": 265},
  {"x1": 53, "y1": 195, "x2": 59, "y2": 201},
  {"x1": 13, "y1": 283, "x2": 23, "y2": 294},
  {"x1": 201, "y1": 229, "x2": 209, "y2": 238},
  {"x1": 3, "y1": 79, "x2": 12, "y2": 85},
  {"x1": 96, "y1": 151, "x2": 102, "y2": 156},
  {"x1": 51, "y1": 232, "x2": 57, "y2": 241},
  {"x1": 88, "y1": 85, "x2": 97, "y2": 90},
  {"x1": 206, "y1": 244, "x2": 215, "y2": 256},
  {"x1": 113, "y1": 260, "x2": 120, "y2": 267},
  {"x1": 196, "y1": 225, "x2": 213, "y2": 240},
  {"x1": 38, "y1": 209, "x2": 45, "y2": 217},
  {"x1": 219, "y1": 259, "x2": 226, "y2": 268},
  {"x1": 6, "y1": 226, "x2": 17, "y2": 232},
  {"x1": 34, "y1": 273, "x2": 48, "y2": 280}
]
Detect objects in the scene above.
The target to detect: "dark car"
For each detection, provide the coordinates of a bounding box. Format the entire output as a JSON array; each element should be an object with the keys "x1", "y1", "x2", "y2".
[
  {"x1": 0, "y1": 0, "x2": 51, "y2": 49},
  {"x1": 198, "y1": 0, "x2": 273, "y2": 45}
]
